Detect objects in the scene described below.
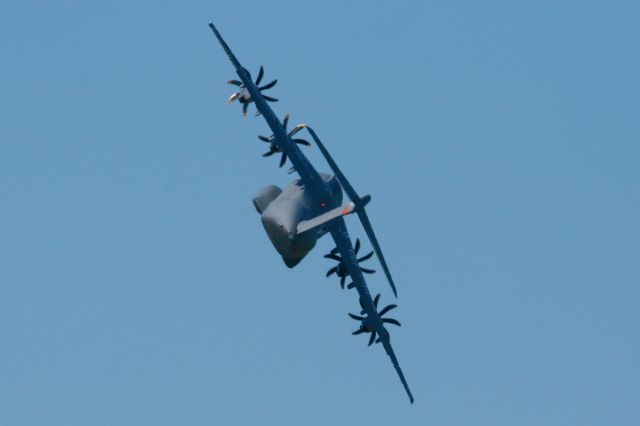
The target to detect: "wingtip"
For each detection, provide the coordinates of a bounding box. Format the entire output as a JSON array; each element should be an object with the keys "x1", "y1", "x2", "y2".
[{"x1": 208, "y1": 21, "x2": 220, "y2": 37}]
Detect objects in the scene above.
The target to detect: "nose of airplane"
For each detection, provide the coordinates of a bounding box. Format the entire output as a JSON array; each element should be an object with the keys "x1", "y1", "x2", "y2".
[{"x1": 261, "y1": 212, "x2": 294, "y2": 256}]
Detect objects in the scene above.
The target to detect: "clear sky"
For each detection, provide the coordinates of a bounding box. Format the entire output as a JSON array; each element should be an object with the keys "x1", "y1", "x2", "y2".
[{"x1": 1, "y1": 1, "x2": 639, "y2": 425}]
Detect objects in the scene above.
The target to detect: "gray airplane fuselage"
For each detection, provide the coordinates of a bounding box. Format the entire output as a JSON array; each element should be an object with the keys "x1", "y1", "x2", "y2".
[{"x1": 253, "y1": 173, "x2": 342, "y2": 267}]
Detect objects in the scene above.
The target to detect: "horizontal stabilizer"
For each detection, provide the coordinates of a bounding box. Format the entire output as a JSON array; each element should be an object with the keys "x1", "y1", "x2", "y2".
[
  {"x1": 297, "y1": 202, "x2": 356, "y2": 235},
  {"x1": 304, "y1": 126, "x2": 398, "y2": 297}
]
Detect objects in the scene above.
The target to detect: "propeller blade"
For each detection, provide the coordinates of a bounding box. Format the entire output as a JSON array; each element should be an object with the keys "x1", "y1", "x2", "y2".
[
  {"x1": 354, "y1": 238, "x2": 361, "y2": 255},
  {"x1": 346, "y1": 282, "x2": 355, "y2": 289},
  {"x1": 382, "y1": 318, "x2": 401, "y2": 327},
  {"x1": 255, "y1": 65, "x2": 264, "y2": 85},
  {"x1": 324, "y1": 253, "x2": 342, "y2": 262},
  {"x1": 262, "y1": 150, "x2": 275, "y2": 157},
  {"x1": 340, "y1": 275, "x2": 346, "y2": 288},
  {"x1": 279, "y1": 152, "x2": 287, "y2": 168},
  {"x1": 262, "y1": 95, "x2": 278, "y2": 102},
  {"x1": 326, "y1": 266, "x2": 338, "y2": 277},
  {"x1": 373, "y1": 294, "x2": 380, "y2": 308},
  {"x1": 259, "y1": 79, "x2": 277, "y2": 91},
  {"x1": 330, "y1": 246, "x2": 340, "y2": 255},
  {"x1": 227, "y1": 92, "x2": 240, "y2": 103},
  {"x1": 378, "y1": 304, "x2": 397, "y2": 317},
  {"x1": 283, "y1": 114, "x2": 290, "y2": 130},
  {"x1": 368, "y1": 331, "x2": 376, "y2": 346},
  {"x1": 348, "y1": 313, "x2": 363, "y2": 321},
  {"x1": 293, "y1": 138, "x2": 311, "y2": 147},
  {"x1": 227, "y1": 79, "x2": 243, "y2": 86},
  {"x1": 361, "y1": 267, "x2": 376, "y2": 274},
  {"x1": 289, "y1": 124, "x2": 305, "y2": 137},
  {"x1": 258, "y1": 135, "x2": 271, "y2": 142},
  {"x1": 358, "y1": 251, "x2": 374, "y2": 263},
  {"x1": 352, "y1": 328, "x2": 364, "y2": 335},
  {"x1": 242, "y1": 103, "x2": 248, "y2": 116}
]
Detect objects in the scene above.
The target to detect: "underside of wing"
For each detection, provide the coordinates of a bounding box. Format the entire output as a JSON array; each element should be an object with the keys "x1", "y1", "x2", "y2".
[{"x1": 327, "y1": 219, "x2": 414, "y2": 403}]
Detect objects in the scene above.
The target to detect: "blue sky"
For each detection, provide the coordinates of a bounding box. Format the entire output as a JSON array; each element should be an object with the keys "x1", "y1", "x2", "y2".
[{"x1": 1, "y1": 1, "x2": 639, "y2": 425}]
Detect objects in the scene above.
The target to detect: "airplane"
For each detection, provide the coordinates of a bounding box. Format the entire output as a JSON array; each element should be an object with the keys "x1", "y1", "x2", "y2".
[{"x1": 208, "y1": 21, "x2": 415, "y2": 404}]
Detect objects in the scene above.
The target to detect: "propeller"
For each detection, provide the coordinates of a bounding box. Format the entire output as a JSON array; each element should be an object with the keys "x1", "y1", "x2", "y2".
[
  {"x1": 258, "y1": 114, "x2": 311, "y2": 168},
  {"x1": 324, "y1": 238, "x2": 375, "y2": 289},
  {"x1": 303, "y1": 126, "x2": 399, "y2": 297},
  {"x1": 349, "y1": 293, "x2": 400, "y2": 346},
  {"x1": 227, "y1": 65, "x2": 278, "y2": 116}
]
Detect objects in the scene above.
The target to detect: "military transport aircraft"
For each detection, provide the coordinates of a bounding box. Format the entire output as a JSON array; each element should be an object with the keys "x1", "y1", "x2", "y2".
[{"x1": 208, "y1": 21, "x2": 414, "y2": 404}]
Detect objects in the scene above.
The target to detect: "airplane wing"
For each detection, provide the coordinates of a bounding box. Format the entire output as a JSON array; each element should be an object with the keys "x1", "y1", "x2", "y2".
[
  {"x1": 328, "y1": 218, "x2": 414, "y2": 404},
  {"x1": 208, "y1": 22, "x2": 330, "y2": 197},
  {"x1": 209, "y1": 21, "x2": 413, "y2": 404}
]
